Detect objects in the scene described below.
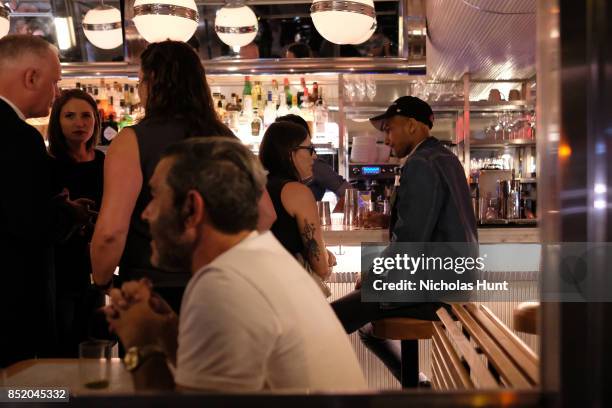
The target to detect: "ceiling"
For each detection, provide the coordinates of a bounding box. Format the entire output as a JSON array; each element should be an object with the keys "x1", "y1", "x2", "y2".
[{"x1": 425, "y1": 0, "x2": 536, "y2": 82}]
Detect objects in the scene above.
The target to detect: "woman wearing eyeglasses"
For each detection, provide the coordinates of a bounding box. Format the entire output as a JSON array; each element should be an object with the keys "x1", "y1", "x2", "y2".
[{"x1": 259, "y1": 121, "x2": 334, "y2": 296}]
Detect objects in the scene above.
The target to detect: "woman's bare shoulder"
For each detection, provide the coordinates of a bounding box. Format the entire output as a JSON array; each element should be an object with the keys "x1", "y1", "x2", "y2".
[{"x1": 281, "y1": 182, "x2": 316, "y2": 214}]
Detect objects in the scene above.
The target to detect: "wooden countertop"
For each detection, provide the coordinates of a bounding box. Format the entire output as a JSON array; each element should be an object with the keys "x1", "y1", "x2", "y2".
[
  {"x1": 323, "y1": 226, "x2": 539, "y2": 246},
  {"x1": 5, "y1": 358, "x2": 133, "y2": 395}
]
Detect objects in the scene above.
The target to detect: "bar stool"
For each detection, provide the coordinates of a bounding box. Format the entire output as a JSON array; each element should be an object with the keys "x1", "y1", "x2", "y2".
[
  {"x1": 513, "y1": 301, "x2": 540, "y2": 335},
  {"x1": 371, "y1": 317, "x2": 433, "y2": 387}
]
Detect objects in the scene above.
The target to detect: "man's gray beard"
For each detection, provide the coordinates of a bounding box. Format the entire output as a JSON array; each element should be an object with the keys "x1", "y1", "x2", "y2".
[
  {"x1": 157, "y1": 240, "x2": 193, "y2": 274},
  {"x1": 151, "y1": 208, "x2": 194, "y2": 274}
]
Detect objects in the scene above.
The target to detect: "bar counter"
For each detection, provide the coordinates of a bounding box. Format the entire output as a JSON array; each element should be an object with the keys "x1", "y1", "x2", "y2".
[{"x1": 322, "y1": 226, "x2": 540, "y2": 246}]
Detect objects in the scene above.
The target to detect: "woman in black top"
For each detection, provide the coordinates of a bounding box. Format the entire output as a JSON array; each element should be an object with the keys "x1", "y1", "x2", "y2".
[
  {"x1": 90, "y1": 41, "x2": 276, "y2": 313},
  {"x1": 259, "y1": 122, "x2": 334, "y2": 293},
  {"x1": 48, "y1": 89, "x2": 104, "y2": 357}
]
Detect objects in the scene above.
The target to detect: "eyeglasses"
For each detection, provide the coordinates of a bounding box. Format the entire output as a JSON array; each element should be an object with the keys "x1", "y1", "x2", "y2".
[{"x1": 293, "y1": 145, "x2": 316, "y2": 156}]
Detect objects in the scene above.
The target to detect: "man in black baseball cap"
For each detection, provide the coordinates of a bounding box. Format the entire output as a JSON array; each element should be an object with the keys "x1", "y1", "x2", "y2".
[
  {"x1": 369, "y1": 96, "x2": 434, "y2": 158},
  {"x1": 332, "y1": 95, "x2": 478, "y2": 387}
]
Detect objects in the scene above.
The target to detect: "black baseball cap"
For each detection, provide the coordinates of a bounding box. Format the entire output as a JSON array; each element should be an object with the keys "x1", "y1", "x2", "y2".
[{"x1": 369, "y1": 96, "x2": 434, "y2": 131}]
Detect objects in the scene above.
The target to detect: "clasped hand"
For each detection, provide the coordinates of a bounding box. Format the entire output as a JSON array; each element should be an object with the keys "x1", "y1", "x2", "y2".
[{"x1": 104, "y1": 278, "x2": 178, "y2": 360}]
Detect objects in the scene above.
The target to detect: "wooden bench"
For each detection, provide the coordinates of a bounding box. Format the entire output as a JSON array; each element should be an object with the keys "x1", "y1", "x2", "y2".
[
  {"x1": 371, "y1": 317, "x2": 433, "y2": 388},
  {"x1": 431, "y1": 304, "x2": 539, "y2": 390}
]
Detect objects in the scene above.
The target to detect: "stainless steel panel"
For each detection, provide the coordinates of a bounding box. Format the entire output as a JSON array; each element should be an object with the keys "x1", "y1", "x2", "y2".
[{"x1": 426, "y1": 0, "x2": 536, "y2": 82}]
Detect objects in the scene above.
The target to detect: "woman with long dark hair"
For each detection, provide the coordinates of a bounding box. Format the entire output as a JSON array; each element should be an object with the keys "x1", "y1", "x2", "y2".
[
  {"x1": 91, "y1": 40, "x2": 275, "y2": 312},
  {"x1": 259, "y1": 122, "x2": 334, "y2": 296},
  {"x1": 48, "y1": 89, "x2": 104, "y2": 356}
]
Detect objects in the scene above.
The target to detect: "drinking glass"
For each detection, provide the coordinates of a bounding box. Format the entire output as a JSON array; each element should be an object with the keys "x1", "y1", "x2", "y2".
[
  {"x1": 354, "y1": 76, "x2": 366, "y2": 101},
  {"x1": 317, "y1": 201, "x2": 331, "y2": 226},
  {"x1": 79, "y1": 340, "x2": 112, "y2": 389},
  {"x1": 366, "y1": 77, "x2": 377, "y2": 101}
]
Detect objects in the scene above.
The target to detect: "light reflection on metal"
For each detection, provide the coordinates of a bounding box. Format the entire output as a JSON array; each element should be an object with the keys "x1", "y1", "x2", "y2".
[
  {"x1": 214, "y1": 25, "x2": 257, "y2": 34},
  {"x1": 133, "y1": 3, "x2": 199, "y2": 22},
  {"x1": 58, "y1": 58, "x2": 426, "y2": 76},
  {"x1": 83, "y1": 22, "x2": 123, "y2": 31},
  {"x1": 594, "y1": 184, "x2": 607, "y2": 194},
  {"x1": 310, "y1": 0, "x2": 376, "y2": 18},
  {"x1": 593, "y1": 200, "x2": 607, "y2": 210}
]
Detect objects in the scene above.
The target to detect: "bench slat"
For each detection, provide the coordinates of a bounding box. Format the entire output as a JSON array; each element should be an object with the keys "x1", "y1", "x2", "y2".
[
  {"x1": 452, "y1": 304, "x2": 532, "y2": 388},
  {"x1": 431, "y1": 370, "x2": 441, "y2": 390},
  {"x1": 432, "y1": 335, "x2": 457, "y2": 389},
  {"x1": 432, "y1": 323, "x2": 473, "y2": 389},
  {"x1": 436, "y1": 308, "x2": 499, "y2": 389},
  {"x1": 468, "y1": 304, "x2": 539, "y2": 384},
  {"x1": 431, "y1": 343, "x2": 452, "y2": 390},
  {"x1": 431, "y1": 351, "x2": 448, "y2": 390}
]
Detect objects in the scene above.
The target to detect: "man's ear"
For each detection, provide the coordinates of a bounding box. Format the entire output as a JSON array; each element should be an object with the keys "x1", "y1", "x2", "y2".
[
  {"x1": 23, "y1": 67, "x2": 38, "y2": 91},
  {"x1": 182, "y1": 190, "x2": 205, "y2": 229}
]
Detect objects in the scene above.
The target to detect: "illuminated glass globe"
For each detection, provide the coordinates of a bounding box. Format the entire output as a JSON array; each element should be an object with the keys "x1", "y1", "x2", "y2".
[
  {"x1": 214, "y1": 4, "x2": 258, "y2": 48},
  {"x1": 310, "y1": 0, "x2": 376, "y2": 45},
  {"x1": 0, "y1": 5, "x2": 10, "y2": 39},
  {"x1": 83, "y1": 5, "x2": 123, "y2": 49},
  {"x1": 350, "y1": 22, "x2": 376, "y2": 45},
  {"x1": 133, "y1": 0, "x2": 199, "y2": 43}
]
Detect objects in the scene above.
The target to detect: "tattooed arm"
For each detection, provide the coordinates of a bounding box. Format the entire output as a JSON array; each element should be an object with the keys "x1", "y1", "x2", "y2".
[{"x1": 281, "y1": 182, "x2": 331, "y2": 280}]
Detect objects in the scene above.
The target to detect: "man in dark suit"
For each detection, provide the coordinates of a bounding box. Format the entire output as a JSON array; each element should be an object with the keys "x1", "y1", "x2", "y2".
[{"x1": 0, "y1": 35, "x2": 91, "y2": 367}]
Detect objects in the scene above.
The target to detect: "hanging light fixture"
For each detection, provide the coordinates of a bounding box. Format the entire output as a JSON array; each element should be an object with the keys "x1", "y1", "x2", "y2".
[
  {"x1": 133, "y1": 0, "x2": 199, "y2": 43},
  {"x1": 214, "y1": 2, "x2": 258, "y2": 48},
  {"x1": 0, "y1": 4, "x2": 10, "y2": 39},
  {"x1": 82, "y1": 4, "x2": 123, "y2": 49},
  {"x1": 310, "y1": 0, "x2": 376, "y2": 45},
  {"x1": 349, "y1": 21, "x2": 376, "y2": 45}
]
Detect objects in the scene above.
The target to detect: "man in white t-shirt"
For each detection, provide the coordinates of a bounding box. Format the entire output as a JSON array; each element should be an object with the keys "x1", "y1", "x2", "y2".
[{"x1": 105, "y1": 138, "x2": 366, "y2": 391}]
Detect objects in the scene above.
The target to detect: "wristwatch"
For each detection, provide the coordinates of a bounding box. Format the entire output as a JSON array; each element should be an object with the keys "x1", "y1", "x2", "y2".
[{"x1": 123, "y1": 345, "x2": 166, "y2": 372}]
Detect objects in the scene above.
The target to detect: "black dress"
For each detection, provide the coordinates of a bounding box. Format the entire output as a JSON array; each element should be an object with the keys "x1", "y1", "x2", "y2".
[
  {"x1": 266, "y1": 175, "x2": 304, "y2": 257},
  {"x1": 122, "y1": 118, "x2": 235, "y2": 314},
  {"x1": 50, "y1": 149, "x2": 105, "y2": 357}
]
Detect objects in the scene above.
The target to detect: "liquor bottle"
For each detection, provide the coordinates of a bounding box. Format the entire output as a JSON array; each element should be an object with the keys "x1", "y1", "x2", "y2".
[
  {"x1": 98, "y1": 80, "x2": 108, "y2": 117},
  {"x1": 226, "y1": 93, "x2": 241, "y2": 133},
  {"x1": 111, "y1": 94, "x2": 120, "y2": 118},
  {"x1": 276, "y1": 92, "x2": 289, "y2": 118},
  {"x1": 253, "y1": 81, "x2": 262, "y2": 105},
  {"x1": 107, "y1": 96, "x2": 116, "y2": 121},
  {"x1": 257, "y1": 93, "x2": 265, "y2": 114},
  {"x1": 311, "y1": 82, "x2": 319, "y2": 103},
  {"x1": 119, "y1": 102, "x2": 134, "y2": 130},
  {"x1": 271, "y1": 79, "x2": 279, "y2": 107},
  {"x1": 101, "y1": 112, "x2": 119, "y2": 145},
  {"x1": 300, "y1": 91, "x2": 314, "y2": 133},
  {"x1": 242, "y1": 76, "x2": 253, "y2": 114},
  {"x1": 216, "y1": 99, "x2": 228, "y2": 125},
  {"x1": 289, "y1": 94, "x2": 301, "y2": 116},
  {"x1": 251, "y1": 114, "x2": 262, "y2": 138},
  {"x1": 263, "y1": 91, "x2": 277, "y2": 129},
  {"x1": 314, "y1": 89, "x2": 329, "y2": 135},
  {"x1": 129, "y1": 86, "x2": 138, "y2": 105},
  {"x1": 93, "y1": 87, "x2": 101, "y2": 110},
  {"x1": 123, "y1": 84, "x2": 130, "y2": 103},
  {"x1": 283, "y1": 78, "x2": 292, "y2": 106}
]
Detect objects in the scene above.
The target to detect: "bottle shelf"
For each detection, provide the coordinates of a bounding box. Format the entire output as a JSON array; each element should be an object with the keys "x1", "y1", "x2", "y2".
[{"x1": 470, "y1": 139, "x2": 536, "y2": 148}]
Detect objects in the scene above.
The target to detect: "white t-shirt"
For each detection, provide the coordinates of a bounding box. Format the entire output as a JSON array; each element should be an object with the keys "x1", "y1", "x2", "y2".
[{"x1": 174, "y1": 231, "x2": 367, "y2": 392}]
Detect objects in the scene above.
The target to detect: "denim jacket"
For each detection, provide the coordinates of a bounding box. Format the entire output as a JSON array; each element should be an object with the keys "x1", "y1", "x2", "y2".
[{"x1": 390, "y1": 136, "x2": 478, "y2": 244}]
